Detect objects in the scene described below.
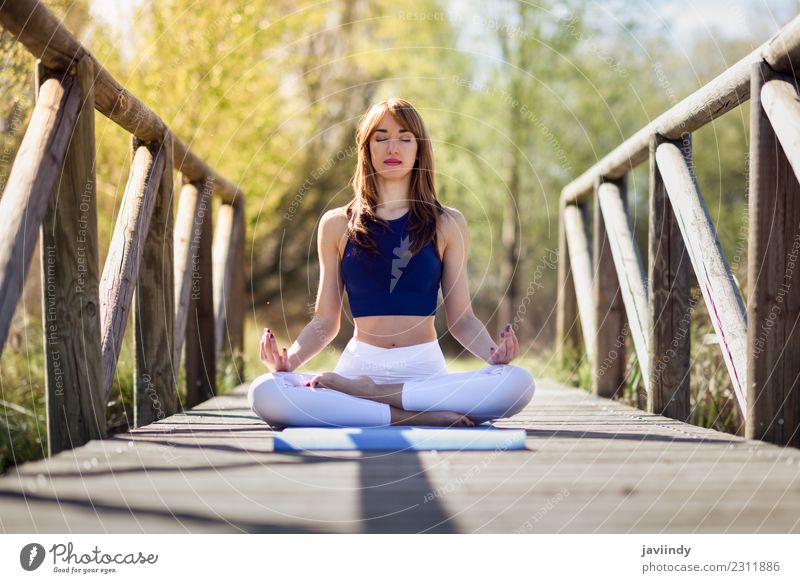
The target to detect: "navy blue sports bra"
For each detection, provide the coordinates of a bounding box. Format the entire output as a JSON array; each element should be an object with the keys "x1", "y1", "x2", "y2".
[{"x1": 340, "y1": 210, "x2": 442, "y2": 317}]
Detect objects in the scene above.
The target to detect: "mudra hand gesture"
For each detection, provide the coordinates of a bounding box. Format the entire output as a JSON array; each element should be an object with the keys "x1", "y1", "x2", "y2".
[
  {"x1": 259, "y1": 328, "x2": 294, "y2": 373},
  {"x1": 488, "y1": 323, "x2": 519, "y2": 365}
]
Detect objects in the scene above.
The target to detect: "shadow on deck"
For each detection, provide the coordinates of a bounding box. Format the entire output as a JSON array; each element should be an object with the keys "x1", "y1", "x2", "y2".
[{"x1": 1, "y1": 378, "x2": 799, "y2": 533}]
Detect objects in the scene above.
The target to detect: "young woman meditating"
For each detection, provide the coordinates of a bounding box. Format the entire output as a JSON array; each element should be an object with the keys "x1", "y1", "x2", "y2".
[{"x1": 248, "y1": 97, "x2": 535, "y2": 428}]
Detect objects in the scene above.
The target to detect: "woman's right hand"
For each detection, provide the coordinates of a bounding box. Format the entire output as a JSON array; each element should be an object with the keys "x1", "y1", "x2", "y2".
[{"x1": 260, "y1": 328, "x2": 294, "y2": 372}]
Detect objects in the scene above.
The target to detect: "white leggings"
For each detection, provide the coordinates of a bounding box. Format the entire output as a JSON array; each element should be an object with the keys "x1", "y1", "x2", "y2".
[{"x1": 247, "y1": 336, "x2": 535, "y2": 428}]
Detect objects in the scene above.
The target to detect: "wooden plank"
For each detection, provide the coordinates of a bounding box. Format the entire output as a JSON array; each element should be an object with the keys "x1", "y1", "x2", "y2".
[
  {"x1": 36, "y1": 58, "x2": 105, "y2": 455},
  {"x1": 99, "y1": 141, "x2": 166, "y2": 403},
  {"x1": 0, "y1": 0, "x2": 244, "y2": 206},
  {"x1": 556, "y1": 196, "x2": 581, "y2": 365},
  {"x1": 217, "y1": 203, "x2": 246, "y2": 382},
  {"x1": 647, "y1": 134, "x2": 691, "y2": 421},
  {"x1": 184, "y1": 188, "x2": 216, "y2": 408},
  {"x1": 761, "y1": 77, "x2": 800, "y2": 186},
  {"x1": 0, "y1": 379, "x2": 799, "y2": 534},
  {"x1": 596, "y1": 178, "x2": 650, "y2": 391},
  {"x1": 212, "y1": 202, "x2": 240, "y2": 357},
  {"x1": 656, "y1": 139, "x2": 748, "y2": 412},
  {"x1": 133, "y1": 134, "x2": 177, "y2": 427},
  {"x1": 173, "y1": 180, "x2": 214, "y2": 369},
  {"x1": 747, "y1": 62, "x2": 800, "y2": 447},
  {"x1": 0, "y1": 75, "x2": 80, "y2": 354},
  {"x1": 563, "y1": 203, "x2": 595, "y2": 361},
  {"x1": 592, "y1": 176, "x2": 627, "y2": 398}
]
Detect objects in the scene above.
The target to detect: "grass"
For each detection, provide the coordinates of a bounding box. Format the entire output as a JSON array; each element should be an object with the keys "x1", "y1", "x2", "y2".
[{"x1": 546, "y1": 311, "x2": 744, "y2": 437}]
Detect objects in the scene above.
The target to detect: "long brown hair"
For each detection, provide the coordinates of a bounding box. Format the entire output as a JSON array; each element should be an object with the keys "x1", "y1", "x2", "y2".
[{"x1": 346, "y1": 97, "x2": 443, "y2": 256}]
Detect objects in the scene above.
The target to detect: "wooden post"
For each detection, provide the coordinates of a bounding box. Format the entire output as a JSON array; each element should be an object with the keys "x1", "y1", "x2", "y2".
[
  {"x1": 656, "y1": 137, "x2": 748, "y2": 413},
  {"x1": 648, "y1": 133, "x2": 691, "y2": 422},
  {"x1": 133, "y1": 133, "x2": 176, "y2": 427},
  {"x1": 0, "y1": 72, "x2": 80, "y2": 354},
  {"x1": 563, "y1": 202, "x2": 595, "y2": 362},
  {"x1": 37, "y1": 58, "x2": 105, "y2": 455},
  {"x1": 593, "y1": 176, "x2": 627, "y2": 398},
  {"x1": 230, "y1": 203, "x2": 246, "y2": 380},
  {"x1": 184, "y1": 178, "x2": 216, "y2": 407},
  {"x1": 215, "y1": 202, "x2": 246, "y2": 384},
  {"x1": 556, "y1": 196, "x2": 581, "y2": 366},
  {"x1": 747, "y1": 61, "x2": 800, "y2": 447},
  {"x1": 596, "y1": 179, "x2": 650, "y2": 390},
  {"x1": 99, "y1": 138, "x2": 166, "y2": 403}
]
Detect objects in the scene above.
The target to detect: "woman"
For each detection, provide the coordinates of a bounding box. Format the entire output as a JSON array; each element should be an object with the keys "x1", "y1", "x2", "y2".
[{"x1": 248, "y1": 97, "x2": 535, "y2": 428}]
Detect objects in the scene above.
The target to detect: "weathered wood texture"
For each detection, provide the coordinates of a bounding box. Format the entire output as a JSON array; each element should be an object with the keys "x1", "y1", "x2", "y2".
[
  {"x1": 563, "y1": 203, "x2": 595, "y2": 362},
  {"x1": 556, "y1": 198, "x2": 581, "y2": 365},
  {"x1": 596, "y1": 178, "x2": 649, "y2": 391},
  {"x1": 0, "y1": 74, "x2": 80, "y2": 353},
  {"x1": 656, "y1": 140, "x2": 748, "y2": 412},
  {"x1": 99, "y1": 141, "x2": 166, "y2": 403},
  {"x1": 212, "y1": 202, "x2": 242, "y2": 357},
  {"x1": 173, "y1": 180, "x2": 214, "y2": 369},
  {"x1": 747, "y1": 62, "x2": 800, "y2": 447},
  {"x1": 647, "y1": 134, "x2": 691, "y2": 421},
  {"x1": 0, "y1": 0, "x2": 244, "y2": 206},
  {"x1": 592, "y1": 177, "x2": 627, "y2": 398},
  {"x1": 134, "y1": 135, "x2": 177, "y2": 427},
  {"x1": 184, "y1": 188, "x2": 216, "y2": 408},
  {"x1": 1, "y1": 378, "x2": 798, "y2": 533},
  {"x1": 37, "y1": 59, "x2": 106, "y2": 455}
]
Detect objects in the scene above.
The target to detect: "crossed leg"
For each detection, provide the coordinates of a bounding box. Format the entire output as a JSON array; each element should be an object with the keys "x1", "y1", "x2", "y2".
[{"x1": 248, "y1": 365, "x2": 535, "y2": 429}]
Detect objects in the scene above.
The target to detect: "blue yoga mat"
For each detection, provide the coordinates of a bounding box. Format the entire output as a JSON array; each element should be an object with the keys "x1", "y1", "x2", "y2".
[{"x1": 273, "y1": 425, "x2": 527, "y2": 451}]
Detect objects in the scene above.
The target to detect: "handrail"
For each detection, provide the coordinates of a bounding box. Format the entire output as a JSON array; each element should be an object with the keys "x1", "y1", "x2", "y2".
[
  {"x1": 0, "y1": 0, "x2": 247, "y2": 456},
  {"x1": 561, "y1": 17, "x2": 800, "y2": 205},
  {"x1": 557, "y1": 14, "x2": 800, "y2": 448}
]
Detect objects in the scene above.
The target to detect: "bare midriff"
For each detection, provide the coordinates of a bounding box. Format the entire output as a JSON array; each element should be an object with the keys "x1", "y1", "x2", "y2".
[{"x1": 353, "y1": 315, "x2": 437, "y2": 348}]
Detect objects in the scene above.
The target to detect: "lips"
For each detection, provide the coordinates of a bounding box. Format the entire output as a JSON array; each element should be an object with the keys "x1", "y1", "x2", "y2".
[{"x1": 384, "y1": 159, "x2": 402, "y2": 166}]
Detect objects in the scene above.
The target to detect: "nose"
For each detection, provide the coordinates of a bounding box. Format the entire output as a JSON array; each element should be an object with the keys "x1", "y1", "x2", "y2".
[{"x1": 386, "y1": 138, "x2": 400, "y2": 155}]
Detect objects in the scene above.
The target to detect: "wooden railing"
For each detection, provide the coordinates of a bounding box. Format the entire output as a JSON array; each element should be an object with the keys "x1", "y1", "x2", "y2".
[
  {"x1": 0, "y1": 1, "x2": 247, "y2": 455},
  {"x1": 557, "y1": 15, "x2": 800, "y2": 448}
]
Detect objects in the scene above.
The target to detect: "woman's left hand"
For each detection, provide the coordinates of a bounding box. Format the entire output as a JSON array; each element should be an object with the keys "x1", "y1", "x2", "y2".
[{"x1": 488, "y1": 323, "x2": 519, "y2": 364}]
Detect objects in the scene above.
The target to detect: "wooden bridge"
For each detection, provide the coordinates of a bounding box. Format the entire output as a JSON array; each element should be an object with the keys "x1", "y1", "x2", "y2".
[{"x1": 1, "y1": 1, "x2": 799, "y2": 533}]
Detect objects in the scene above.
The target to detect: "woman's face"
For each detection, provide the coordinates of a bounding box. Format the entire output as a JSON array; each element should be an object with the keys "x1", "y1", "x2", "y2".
[{"x1": 369, "y1": 112, "x2": 418, "y2": 179}]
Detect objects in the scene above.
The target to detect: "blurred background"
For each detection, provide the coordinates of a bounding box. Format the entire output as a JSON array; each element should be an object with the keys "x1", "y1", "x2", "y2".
[{"x1": 1, "y1": 0, "x2": 797, "y2": 470}]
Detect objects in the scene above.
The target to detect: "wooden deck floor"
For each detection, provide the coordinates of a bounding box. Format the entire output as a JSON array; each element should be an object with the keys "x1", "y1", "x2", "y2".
[{"x1": 1, "y1": 378, "x2": 799, "y2": 533}]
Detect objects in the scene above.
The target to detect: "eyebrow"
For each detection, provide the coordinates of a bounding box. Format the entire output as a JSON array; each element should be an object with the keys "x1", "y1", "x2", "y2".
[{"x1": 374, "y1": 128, "x2": 412, "y2": 133}]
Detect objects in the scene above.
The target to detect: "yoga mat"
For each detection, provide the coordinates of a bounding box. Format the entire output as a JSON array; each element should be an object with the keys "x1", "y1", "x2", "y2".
[{"x1": 273, "y1": 425, "x2": 527, "y2": 451}]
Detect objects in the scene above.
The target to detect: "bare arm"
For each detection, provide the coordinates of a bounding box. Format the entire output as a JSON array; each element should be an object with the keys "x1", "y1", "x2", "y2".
[
  {"x1": 261, "y1": 209, "x2": 344, "y2": 372},
  {"x1": 440, "y1": 208, "x2": 519, "y2": 364}
]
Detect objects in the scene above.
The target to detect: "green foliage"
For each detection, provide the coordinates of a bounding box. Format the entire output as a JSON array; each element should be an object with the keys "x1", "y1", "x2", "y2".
[{"x1": 0, "y1": 0, "x2": 777, "y2": 472}]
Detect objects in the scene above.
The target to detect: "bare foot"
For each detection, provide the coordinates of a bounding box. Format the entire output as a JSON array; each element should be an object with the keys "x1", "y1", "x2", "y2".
[
  {"x1": 304, "y1": 372, "x2": 379, "y2": 399},
  {"x1": 392, "y1": 409, "x2": 477, "y2": 427}
]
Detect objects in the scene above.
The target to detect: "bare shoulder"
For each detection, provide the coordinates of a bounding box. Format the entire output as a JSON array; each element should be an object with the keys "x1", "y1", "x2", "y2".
[
  {"x1": 438, "y1": 205, "x2": 467, "y2": 238},
  {"x1": 319, "y1": 206, "x2": 349, "y2": 256}
]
